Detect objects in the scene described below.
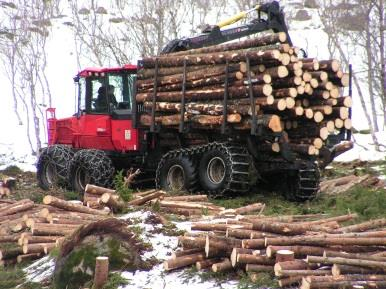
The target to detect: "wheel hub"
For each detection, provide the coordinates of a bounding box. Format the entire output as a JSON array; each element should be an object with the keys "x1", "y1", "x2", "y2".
[
  {"x1": 44, "y1": 163, "x2": 57, "y2": 186},
  {"x1": 167, "y1": 165, "x2": 185, "y2": 191},
  {"x1": 75, "y1": 167, "x2": 89, "y2": 191},
  {"x1": 207, "y1": 157, "x2": 226, "y2": 185}
]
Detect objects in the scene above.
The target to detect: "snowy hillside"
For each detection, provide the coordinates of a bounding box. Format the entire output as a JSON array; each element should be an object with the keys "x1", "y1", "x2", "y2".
[{"x1": 0, "y1": 0, "x2": 384, "y2": 170}]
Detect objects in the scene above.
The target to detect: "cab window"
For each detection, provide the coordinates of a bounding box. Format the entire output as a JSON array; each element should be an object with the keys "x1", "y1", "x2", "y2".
[
  {"x1": 78, "y1": 77, "x2": 86, "y2": 112},
  {"x1": 90, "y1": 79, "x2": 108, "y2": 113},
  {"x1": 108, "y1": 73, "x2": 136, "y2": 110}
]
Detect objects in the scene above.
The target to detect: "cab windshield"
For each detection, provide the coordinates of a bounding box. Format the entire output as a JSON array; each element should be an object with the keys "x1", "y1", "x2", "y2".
[{"x1": 77, "y1": 72, "x2": 136, "y2": 114}]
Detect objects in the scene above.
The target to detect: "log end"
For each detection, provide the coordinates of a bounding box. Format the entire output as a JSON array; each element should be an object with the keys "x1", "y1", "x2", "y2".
[
  {"x1": 42, "y1": 195, "x2": 53, "y2": 205},
  {"x1": 278, "y1": 32, "x2": 287, "y2": 43},
  {"x1": 263, "y1": 84, "x2": 273, "y2": 96},
  {"x1": 268, "y1": 115, "x2": 283, "y2": 133}
]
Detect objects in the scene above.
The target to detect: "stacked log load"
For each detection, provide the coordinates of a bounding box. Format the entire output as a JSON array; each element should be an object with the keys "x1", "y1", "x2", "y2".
[
  {"x1": 136, "y1": 32, "x2": 352, "y2": 156},
  {"x1": 165, "y1": 214, "x2": 386, "y2": 288}
]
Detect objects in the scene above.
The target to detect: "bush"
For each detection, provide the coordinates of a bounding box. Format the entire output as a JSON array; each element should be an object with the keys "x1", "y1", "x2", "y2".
[{"x1": 113, "y1": 170, "x2": 133, "y2": 202}]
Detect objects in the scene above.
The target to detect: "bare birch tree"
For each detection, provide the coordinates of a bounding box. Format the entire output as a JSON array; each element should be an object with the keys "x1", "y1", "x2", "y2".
[
  {"x1": 318, "y1": 0, "x2": 383, "y2": 150},
  {"x1": 0, "y1": 0, "x2": 58, "y2": 155}
]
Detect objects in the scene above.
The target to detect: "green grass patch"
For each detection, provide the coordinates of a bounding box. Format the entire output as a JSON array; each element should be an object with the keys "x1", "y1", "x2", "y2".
[
  {"x1": 212, "y1": 185, "x2": 386, "y2": 222},
  {"x1": 238, "y1": 272, "x2": 277, "y2": 289},
  {"x1": 0, "y1": 266, "x2": 42, "y2": 289},
  {"x1": 64, "y1": 191, "x2": 79, "y2": 201},
  {"x1": 1, "y1": 165, "x2": 23, "y2": 176},
  {"x1": 102, "y1": 272, "x2": 130, "y2": 289}
]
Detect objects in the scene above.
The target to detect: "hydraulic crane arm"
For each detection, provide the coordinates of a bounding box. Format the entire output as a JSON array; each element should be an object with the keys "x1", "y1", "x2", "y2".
[{"x1": 161, "y1": 1, "x2": 292, "y2": 54}]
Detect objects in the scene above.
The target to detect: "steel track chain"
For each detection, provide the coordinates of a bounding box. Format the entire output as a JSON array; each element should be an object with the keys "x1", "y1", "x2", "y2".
[{"x1": 296, "y1": 162, "x2": 320, "y2": 201}]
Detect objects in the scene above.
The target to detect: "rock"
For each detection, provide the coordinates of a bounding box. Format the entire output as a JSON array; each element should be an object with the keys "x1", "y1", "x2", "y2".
[
  {"x1": 78, "y1": 8, "x2": 90, "y2": 15},
  {"x1": 95, "y1": 7, "x2": 108, "y2": 14},
  {"x1": 293, "y1": 9, "x2": 312, "y2": 21},
  {"x1": 304, "y1": 0, "x2": 319, "y2": 9}
]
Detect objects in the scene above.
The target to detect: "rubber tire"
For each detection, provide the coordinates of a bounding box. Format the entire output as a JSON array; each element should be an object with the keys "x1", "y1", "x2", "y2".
[
  {"x1": 68, "y1": 149, "x2": 115, "y2": 194},
  {"x1": 199, "y1": 149, "x2": 231, "y2": 192},
  {"x1": 37, "y1": 145, "x2": 74, "y2": 190},
  {"x1": 157, "y1": 155, "x2": 198, "y2": 193}
]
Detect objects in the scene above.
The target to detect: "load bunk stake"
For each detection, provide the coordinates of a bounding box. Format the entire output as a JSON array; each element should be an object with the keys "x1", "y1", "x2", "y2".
[
  {"x1": 179, "y1": 59, "x2": 187, "y2": 133},
  {"x1": 150, "y1": 58, "x2": 158, "y2": 133},
  {"x1": 246, "y1": 56, "x2": 257, "y2": 135},
  {"x1": 347, "y1": 64, "x2": 352, "y2": 140},
  {"x1": 132, "y1": 74, "x2": 138, "y2": 128},
  {"x1": 221, "y1": 60, "x2": 230, "y2": 134}
]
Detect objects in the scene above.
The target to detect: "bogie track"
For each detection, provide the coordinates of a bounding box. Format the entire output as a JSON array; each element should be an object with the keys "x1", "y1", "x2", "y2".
[{"x1": 156, "y1": 142, "x2": 251, "y2": 196}]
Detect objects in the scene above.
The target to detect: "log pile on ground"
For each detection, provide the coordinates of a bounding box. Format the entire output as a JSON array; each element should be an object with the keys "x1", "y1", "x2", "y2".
[
  {"x1": 137, "y1": 32, "x2": 352, "y2": 156},
  {"x1": 0, "y1": 196, "x2": 110, "y2": 266},
  {"x1": 84, "y1": 184, "x2": 265, "y2": 217},
  {"x1": 320, "y1": 174, "x2": 384, "y2": 195},
  {"x1": 165, "y1": 212, "x2": 386, "y2": 288}
]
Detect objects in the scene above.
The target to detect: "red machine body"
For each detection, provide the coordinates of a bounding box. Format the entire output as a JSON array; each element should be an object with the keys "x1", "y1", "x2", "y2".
[{"x1": 47, "y1": 64, "x2": 140, "y2": 153}]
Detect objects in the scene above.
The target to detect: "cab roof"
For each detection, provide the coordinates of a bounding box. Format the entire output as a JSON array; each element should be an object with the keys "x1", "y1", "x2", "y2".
[{"x1": 77, "y1": 64, "x2": 137, "y2": 77}]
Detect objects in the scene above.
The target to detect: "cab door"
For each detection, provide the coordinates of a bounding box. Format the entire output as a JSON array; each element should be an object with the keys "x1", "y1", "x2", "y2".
[
  {"x1": 108, "y1": 73, "x2": 139, "y2": 152},
  {"x1": 74, "y1": 76, "x2": 115, "y2": 150}
]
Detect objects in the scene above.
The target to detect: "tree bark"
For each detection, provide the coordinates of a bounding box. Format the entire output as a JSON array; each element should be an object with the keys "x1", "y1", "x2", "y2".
[
  {"x1": 306, "y1": 255, "x2": 386, "y2": 270},
  {"x1": 323, "y1": 251, "x2": 386, "y2": 262},
  {"x1": 20, "y1": 235, "x2": 61, "y2": 245},
  {"x1": 43, "y1": 196, "x2": 109, "y2": 216},
  {"x1": 274, "y1": 260, "x2": 310, "y2": 275},
  {"x1": 0, "y1": 199, "x2": 35, "y2": 217},
  {"x1": 226, "y1": 228, "x2": 256, "y2": 239},
  {"x1": 160, "y1": 207, "x2": 204, "y2": 216},
  {"x1": 205, "y1": 235, "x2": 241, "y2": 257},
  {"x1": 93, "y1": 256, "x2": 109, "y2": 289},
  {"x1": 212, "y1": 258, "x2": 232, "y2": 272},
  {"x1": 334, "y1": 219, "x2": 386, "y2": 233},
  {"x1": 100, "y1": 193, "x2": 126, "y2": 212},
  {"x1": 278, "y1": 276, "x2": 303, "y2": 287},
  {"x1": 16, "y1": 253, "x2": 41, "y2": 263},
  {"x1": 136, "y1": 83, "x2": 272, "y2": 102},
  {"x1": 196, "y1": 258, "x2": 222, "y2": 270},
  {"x1": 318, "y1": 60, "x2": 340, "y2": 72},
  {"x1": 276, "y1": 250, "x2": 295, "y2": 263},
  {"x1": 236, "y1": 254, "x2": 275, "y2": 266},
  {"x1": 247, "y1": 219, "x2": 308, "y2": 235},
  {"x1": 155, "y1": 200, "x2": 224, "y2": 212},
  {"x1": 141, "y1": 49, "x2": 282, "y2": 68},
  {"x1": 163, "y1": 195, "x2": 208, "y2": 202},
  {"x1": 164, "y1": 253, "x2": 205, "y2": 271},
  {"x1": 230, "y1": 248, "x2": 257, "y2": 267},
  {"x1": 245, "y1": 264, "x2": 273, "y2": 273},
  {"x1": 266, "y1": 236, "x2": 386, "y2": 247},
  {"x1": 22, "y1": 242, "x2": 56, "y2": 254},
  {"x1": 277, "y1": 269, "x2": 331, "y2": 277},
  {"x1": 85, "y1": 184, "x2": 116, "y2": 196},
  {"x1": 143, "y1": 101, "x2": 260, "y2": 116},
  {"x1": 242, "y1": 239, "x2": 266, "y2": 249},
  {"x1": 192, "y1": 223, "x2": 245, "y2": 232},
  {"x1": 172, "y1": 248, "x2": 204, "y2": 259},
  {"x1": 127, "y1": 191, "x2": 166, "y2": 206},
  {"x1": 166, "y1": 33, "x2": 287, "y2": 56},
  {"x1": 331, "y1": 264, "x2": 383, "y2": 276},
  {"x1": 178, "y1": 236, "x2": 206, "y2": 250}
]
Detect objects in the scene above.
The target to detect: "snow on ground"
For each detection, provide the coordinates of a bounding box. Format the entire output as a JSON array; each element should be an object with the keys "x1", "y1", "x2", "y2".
[
  {"x1": 334, "y1": 132, "x2": 386, "y2": 162},
  {"x1": 0, "y1": 142, "x2": 37, "y2": 172},
  {"x1": 21, "y1": 210, "x2": 241, "y2": 288},
  {"x1": 119, "y1": 211, "x2": 239, "y2": 289},
  {"x1": 23, "y1": 255, "x2": 56, "y2": 283}
]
